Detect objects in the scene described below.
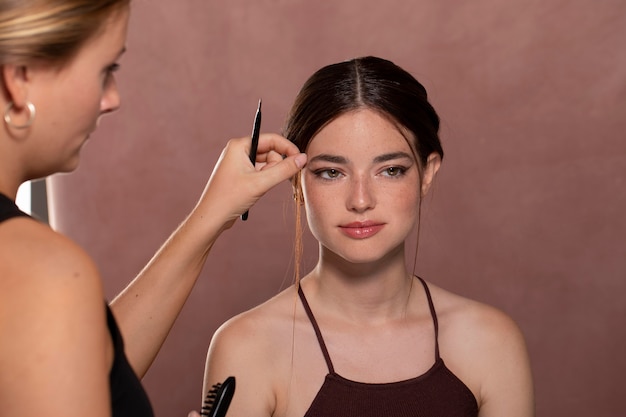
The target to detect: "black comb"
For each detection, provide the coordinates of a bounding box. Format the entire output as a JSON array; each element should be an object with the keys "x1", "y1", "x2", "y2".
[{"x1": 200, "y1": 376, "x2": 236, "y2": 417}]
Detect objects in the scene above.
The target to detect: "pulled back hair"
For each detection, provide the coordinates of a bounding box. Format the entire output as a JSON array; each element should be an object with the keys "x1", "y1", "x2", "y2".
[
  {"x1": 283, "y1": 56, "x2": 444, "y2": 284},
  {"x1": 0, "y1": 0, "x2": 130, "y2": 66},
  {"x1": 284, "y1": 56, "x2": 443, "y2": 166}
]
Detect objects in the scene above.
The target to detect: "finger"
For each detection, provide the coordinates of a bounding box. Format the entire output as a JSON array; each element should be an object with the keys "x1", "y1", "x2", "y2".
[
  {"x1": 257, "y1": 150, "x2": 284, "y2": 171},
  {"x1": 261, "y1": 150, "x2": 285, "y2": 166},
  {"x1": 254, "y1": 133, "x2": 301, "y2": 157},
  {"x1": 256, "y1": 153, "x2": 307, "y2": 190}
]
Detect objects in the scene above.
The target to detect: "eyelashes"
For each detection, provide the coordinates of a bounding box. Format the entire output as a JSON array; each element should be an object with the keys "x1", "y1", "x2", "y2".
[
  {"x1": 382, "y1": 166, "x2": 408, "y2": 177},
  {"x1": 107, "y1": 63, "x2": 121, "y2": 74},
  {"x1": 102, "y1": 63, "x2": 121, "y2": 88},
  {"x1": 313, "y1": 168, "x2": 343, "y2": 180},
  {"x1": 312, "y1": 165, "x2": 410, "y2": 181}
]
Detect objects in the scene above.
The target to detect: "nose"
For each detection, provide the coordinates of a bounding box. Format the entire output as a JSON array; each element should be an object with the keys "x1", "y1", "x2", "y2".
[
  {"x1": 100, "y1": 76, "x2": 121, "y2": 114},
  {"x1": 346, "y1": 174, "x2": 375, "y2": 213}
]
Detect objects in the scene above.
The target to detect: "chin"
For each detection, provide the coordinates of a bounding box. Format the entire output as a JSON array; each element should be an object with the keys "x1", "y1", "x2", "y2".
[
  {"x1": 329, "y1": 238, "x2": 407, "y2": 265},
  {"x1": 59, "y1": 156, "x2": 82, "y2": 173},
  {"x1": 326, "y1": 245, "x2": 396, "y2": 266}
]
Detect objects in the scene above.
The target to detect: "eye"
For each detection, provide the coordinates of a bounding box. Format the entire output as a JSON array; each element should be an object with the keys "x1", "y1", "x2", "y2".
[
  {"x1": 382, "y1": 166, "x2": 407, "y2": 177},
  {"x1": 315, "y1": 168, "x2": 343, "y2": 180},
  {"x1": 103, "y1": 63, "x2": 120, "y2": 81},
  {"x1": 102, "y1": 63, "x2": 121, "y2": 88},
  {"x1": 106, "y1": 63, "x2": 121, "y2": 74}
]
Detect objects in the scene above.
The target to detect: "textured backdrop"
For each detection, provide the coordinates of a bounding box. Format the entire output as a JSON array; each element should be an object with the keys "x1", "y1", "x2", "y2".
[{"x1": 49, "y1": 1, "x2": 626, "y2": 416}]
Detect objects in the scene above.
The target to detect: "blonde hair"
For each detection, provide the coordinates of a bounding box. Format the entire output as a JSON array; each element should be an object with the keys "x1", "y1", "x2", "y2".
[{"x1": 0, "y1": 0, "x2": 130, "y2": 66}]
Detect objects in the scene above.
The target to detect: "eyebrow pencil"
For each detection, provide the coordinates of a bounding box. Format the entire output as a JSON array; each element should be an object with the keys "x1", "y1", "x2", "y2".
[{"x1": 241, "y1": 99, "x2": 262, "y2": 221}]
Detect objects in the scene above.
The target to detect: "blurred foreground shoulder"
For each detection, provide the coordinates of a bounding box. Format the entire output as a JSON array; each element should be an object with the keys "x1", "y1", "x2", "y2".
[
  {"x1": 0, "y1": 218, "x2": 111, "y2": 416},
  {"x1": 0, "y1": 217, "x2": 103, "y2": 297}
]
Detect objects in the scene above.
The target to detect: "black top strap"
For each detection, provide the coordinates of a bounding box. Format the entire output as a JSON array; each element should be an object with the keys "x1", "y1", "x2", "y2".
[
  {"x1": 298, "y1": 276, "x2": 441, "y2": 373},
  {"x1": 298, "y1": 285, "x2": 335, "y2": 374},
  {"x1": 415, "y1": 276, "x2": 440, "y2": 360}
]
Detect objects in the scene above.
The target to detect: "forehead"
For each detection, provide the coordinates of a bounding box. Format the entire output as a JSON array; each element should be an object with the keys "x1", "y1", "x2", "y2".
[
  {"x1": 87, "y1": 8, "x2": 129, "y2": 52},
  {"x1": 64, "y1": 7, "x2": 129, "y2": 66},
  {"x1": 307, "y1": 109, "x2": 415, "y2": 159}
]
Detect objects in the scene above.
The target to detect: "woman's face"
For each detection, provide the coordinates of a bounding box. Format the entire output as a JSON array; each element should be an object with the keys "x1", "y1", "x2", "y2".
[
  {"x1": 25, "y1": 8, "x2": 129, "y2": 175},
  {"x1": 301, "y1": 109, "x2": 422, "y2": 265}
]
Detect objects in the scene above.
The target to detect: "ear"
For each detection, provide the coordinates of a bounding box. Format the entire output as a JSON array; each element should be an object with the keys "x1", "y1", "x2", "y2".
[
  {"x1": 421, "y1": 152, "x2": 442, "y2": 196},
  {"x1": 2, "y1": 64, "x2": 30, "y2": 107}
]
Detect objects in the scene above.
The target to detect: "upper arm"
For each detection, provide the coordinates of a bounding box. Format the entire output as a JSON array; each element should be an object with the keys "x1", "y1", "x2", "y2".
[
  {"x1": 477, "y1": 312, "x2": 535, "y2": 417},
  {"x1": 0, "y1": 222, "x2": 112, "y2": 417},
  {"x1": 447, "y1": 301, "x2": 534, "y2": 417},
  {"x1": 202, "y1": 314, "x2": 277, "y2": 417}
]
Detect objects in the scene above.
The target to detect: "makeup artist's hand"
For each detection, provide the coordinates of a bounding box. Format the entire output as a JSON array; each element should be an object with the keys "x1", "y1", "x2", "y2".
[
  {"x1": 195, "y1": 133, "x2": 307, "y2": 229},
  {"x1": 107, "y1": 134, "x2": 305, "y2": 383}
]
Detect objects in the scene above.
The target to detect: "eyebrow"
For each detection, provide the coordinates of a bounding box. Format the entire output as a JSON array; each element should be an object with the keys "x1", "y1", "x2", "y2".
[
  {"x1": 373, "y1": 152, "x2": 414, "y2": 163},
  {"x1": 309, "y1": 152, "x2": 413, "y2": 165},
  {"x1": 116, "y1": 46, "x2": 127, "y2": 59},
  {"x1": 309, "y1": 154, "x2": 349, "y2": 164}
]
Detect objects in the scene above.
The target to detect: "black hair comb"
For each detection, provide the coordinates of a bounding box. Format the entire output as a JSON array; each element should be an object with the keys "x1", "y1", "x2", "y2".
[{"x1": 200, "y1": 376, "x2": 236, "y2": 417}]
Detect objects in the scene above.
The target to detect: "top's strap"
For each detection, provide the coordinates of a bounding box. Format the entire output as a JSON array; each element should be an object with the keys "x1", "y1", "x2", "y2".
[
  {"x1": 415, "y1": 276, "x2": 440, "y2": 360},
  {"x1": 297, "y1": 285, "x2": 335, "y2": 374}
]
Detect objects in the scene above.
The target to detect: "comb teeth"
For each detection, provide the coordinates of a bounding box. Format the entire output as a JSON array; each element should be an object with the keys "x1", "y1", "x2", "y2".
[
  {"x1": 200, "y1": 384, "x2": 219, "y2": 415},
  {"x1": 200, "y1": 377, "x2": 236, "y2": 417},
  {"x1": 200, "y1": 383, "x2": 221, "y2": 415}
]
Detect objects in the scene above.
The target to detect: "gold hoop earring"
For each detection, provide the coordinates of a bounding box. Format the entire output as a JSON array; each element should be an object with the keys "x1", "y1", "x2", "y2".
[
  {"x1": 292, "y1": 175, "x2": 305, "y2": 205},
  {"x1": 293, "y1": 191, "x2": 304, "y2": 205},
  {"x1": 293, "y1": 188, "x2": 304, "y2": 204},
  {"x1": 4, "y1": 101, "x2": 36, "y2": 129}
]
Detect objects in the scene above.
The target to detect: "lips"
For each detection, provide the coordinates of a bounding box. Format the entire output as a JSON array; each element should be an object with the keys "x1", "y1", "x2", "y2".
[{"x1": 339, "y1": 221, "x2": 385, "y2": 239}]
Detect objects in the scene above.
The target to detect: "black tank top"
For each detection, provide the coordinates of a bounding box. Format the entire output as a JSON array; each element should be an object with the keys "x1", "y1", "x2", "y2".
[
  {"x1": 0, "y1": 192, "x2": 29, "y2": 222},
  {"x1": 298, "y1": 277, "x2": 478, "y2": 417},
  {"x1": 0, "y1": 193, "x2": 154, "y2": 417}
]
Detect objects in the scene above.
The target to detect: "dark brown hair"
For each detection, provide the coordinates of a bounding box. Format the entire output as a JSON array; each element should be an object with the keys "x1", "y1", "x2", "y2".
[{"x1": 284, "y1": 56, "x2": 443, "y2": 164}]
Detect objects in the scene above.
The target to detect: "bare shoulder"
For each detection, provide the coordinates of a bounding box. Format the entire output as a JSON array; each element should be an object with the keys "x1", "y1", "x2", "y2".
[
  {"x1": 0, "y1": 218, "x2": 106, "y2": 337},
  {"x1": 427, "y1": 283, "x2": 526, "y2": 347},
  {"x1": 0, "y1": 218, "x2": 111, "y2": 415},
  {"x1": 209, "y1": 286, "x2": 297, "y2": 361},
  {"x1": 203, "y1": 287, "x2": 298, "y2": 415},
  {"x1": 425, "y1": 281, "x2": 534, "y2": 416},
  {"x1": 0, "y1": 217, "x2": 102, "y2": 296}
]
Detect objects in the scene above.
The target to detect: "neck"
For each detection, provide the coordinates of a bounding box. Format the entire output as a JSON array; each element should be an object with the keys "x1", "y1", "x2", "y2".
[
  {"x1": 0, "y1": 132, "x2": 29, "y2": 199},
  {"x1": 307, "y1": 244, "x2": 415, "y2": 323}
]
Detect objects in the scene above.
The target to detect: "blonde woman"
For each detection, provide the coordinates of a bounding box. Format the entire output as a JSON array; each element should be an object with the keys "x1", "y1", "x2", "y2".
[{"x1": 0, "y1": 1, "x2": 306, "y2": 416}]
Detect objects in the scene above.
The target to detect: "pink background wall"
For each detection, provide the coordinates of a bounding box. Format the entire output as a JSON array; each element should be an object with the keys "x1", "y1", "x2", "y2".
[{"x1": 49, "y1": 1, "x2": 625, "y2": 416}]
